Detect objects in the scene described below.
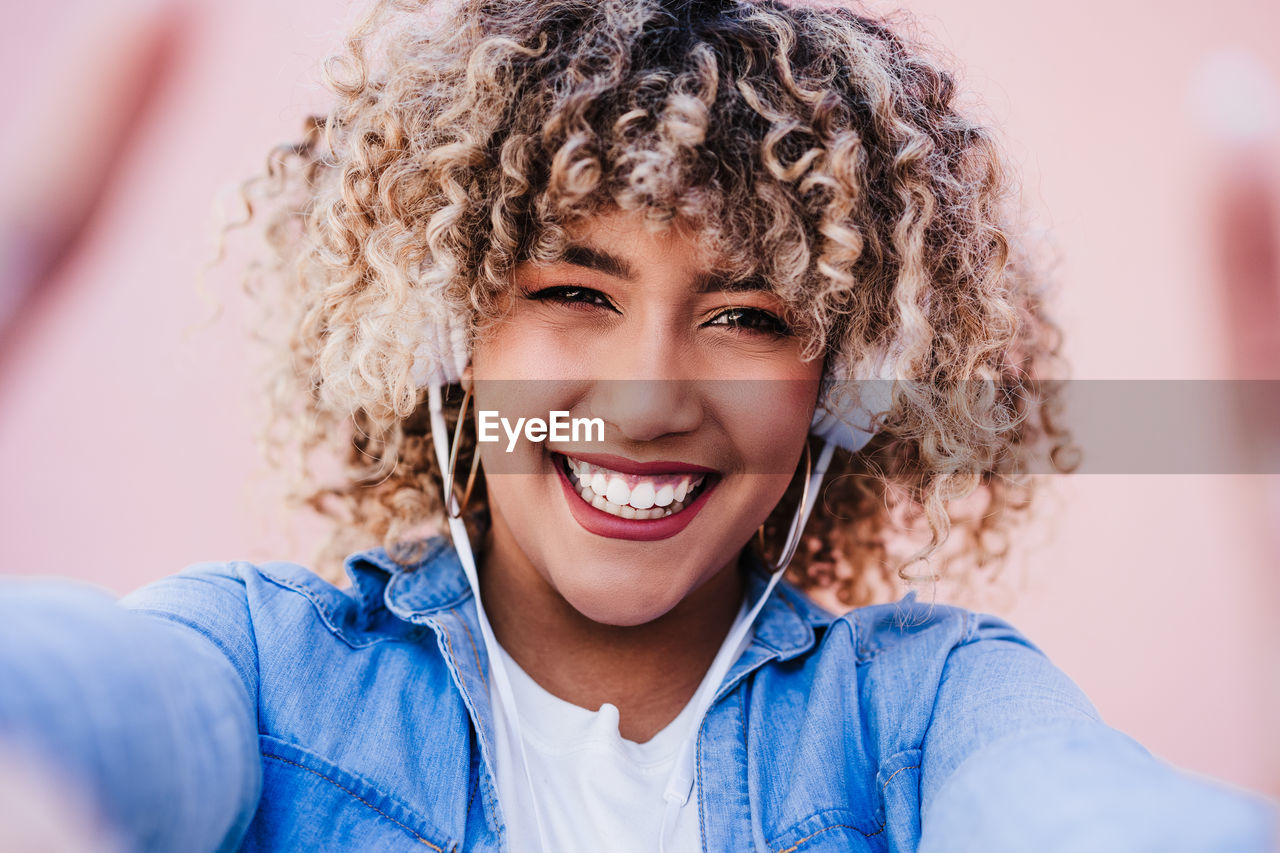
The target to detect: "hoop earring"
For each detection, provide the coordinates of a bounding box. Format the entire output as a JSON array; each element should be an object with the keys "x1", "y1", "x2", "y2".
[
  {"x1": 756, "y1": 440, "x2": 813, "y2": 574},
  {"x1": 445, "y1": 381, "x2": 482, "y2": 519}
]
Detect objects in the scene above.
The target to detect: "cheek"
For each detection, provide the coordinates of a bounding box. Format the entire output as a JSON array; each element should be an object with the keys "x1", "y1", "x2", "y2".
[
  {"x1": 711, "y1": 378, "x2": 822, "y2": 538},
  {"x1": 472, "y1": 326, "x2": 577, "y2": 463},
  {"x1": 473, "y1": 314, "x2": 592, "y2": 382},
  {"x1": 717, "y1": 376, "x2": 822, "y2": 471}
]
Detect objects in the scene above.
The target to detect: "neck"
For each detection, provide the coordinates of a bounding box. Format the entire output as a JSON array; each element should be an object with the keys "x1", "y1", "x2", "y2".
[{"x1": 477, "y1": 519, "x2": 747, "y2": 743}]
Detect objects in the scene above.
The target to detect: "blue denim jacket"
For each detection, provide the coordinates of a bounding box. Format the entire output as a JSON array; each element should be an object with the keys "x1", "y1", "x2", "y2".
[{"x1": 0, "y1": 536, "x2": 1274, "y2": 852}]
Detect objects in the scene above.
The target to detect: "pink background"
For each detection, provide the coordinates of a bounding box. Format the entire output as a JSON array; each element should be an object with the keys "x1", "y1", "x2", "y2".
[{"x1": 2, "y1": 0, "x2": 1278, "y2": 799}]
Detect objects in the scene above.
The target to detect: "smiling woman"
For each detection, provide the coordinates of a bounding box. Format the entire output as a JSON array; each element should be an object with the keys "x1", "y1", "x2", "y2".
[
  {"x1": 472, "y1": 211, "x2": 823, "y2": 630},
  {"x1": 0, "y1": 0, "x2": 1276, "y2": 850},
  {"x1": 250, "y1": 0, "x2": 1070, "y2": 604}
]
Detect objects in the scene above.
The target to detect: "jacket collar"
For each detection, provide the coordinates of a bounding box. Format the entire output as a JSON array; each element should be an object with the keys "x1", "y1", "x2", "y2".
[
  {"x1": 344, "y1": 537, "x2": 472, "y2": 617},
  {"x1": 344, "y1": 535, "x2": 837, "y2": 661},
  {"x1": 346, "y1": 536, "x2": 837, "y2": 839}
]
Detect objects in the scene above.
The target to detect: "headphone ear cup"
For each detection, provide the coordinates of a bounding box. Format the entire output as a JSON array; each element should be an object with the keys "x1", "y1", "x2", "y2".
[
  {"x1": 809, "y1": 342, "x2": 899, "y2": 452},
  {"x1": 407, "y1": 255, "x2": 470, "y2": 388},
  {"x1": 411, "y1": 310, "x2": 470, "y2": 387}
]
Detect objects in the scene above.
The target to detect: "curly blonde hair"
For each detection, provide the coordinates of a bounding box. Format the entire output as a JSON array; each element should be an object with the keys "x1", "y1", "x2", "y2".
[{"x1": 233, "y1": 0, "x2": 1076, "y2": 608}]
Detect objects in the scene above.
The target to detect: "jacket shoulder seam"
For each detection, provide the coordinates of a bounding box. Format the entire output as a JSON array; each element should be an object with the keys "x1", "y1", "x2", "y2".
[
  {"x1": 126, "y1": 607, "x2": 257, "y2": 694},
  {"x1": 254, "y1": 563, "x2": 400, "y2": 649}
]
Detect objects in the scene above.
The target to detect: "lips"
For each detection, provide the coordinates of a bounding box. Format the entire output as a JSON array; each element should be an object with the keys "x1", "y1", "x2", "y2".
[
  {"x1": 561, "y1": 454, "x2": 709, "y2": 518},
  {"x1": 552, "y1": 451, "x2": 720, "y2": 541}
]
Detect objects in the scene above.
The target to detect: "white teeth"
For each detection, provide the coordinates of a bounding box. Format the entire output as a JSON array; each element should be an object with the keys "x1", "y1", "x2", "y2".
[
  {"x1": 629, "y1": 482, "x2": 656, "y2": 510},
  {"x1": 581, "y1": 495, "x2": 688, "y2": 520},
  {"x1": 605, "y1": 478, "x2": 630, "y2": 506},
  {"x1": 561, "y1": 455, "x2": 710, "y2": 521}
]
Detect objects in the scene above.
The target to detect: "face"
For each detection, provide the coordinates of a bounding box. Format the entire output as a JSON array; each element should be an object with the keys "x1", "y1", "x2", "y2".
[{"x1": 470, "y1": 209, "x2": 824, "y2": 626}]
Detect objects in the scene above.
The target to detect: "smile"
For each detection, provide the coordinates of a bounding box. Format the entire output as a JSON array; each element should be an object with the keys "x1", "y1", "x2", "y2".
[
  {"x1": 551, "y1": 451, "x2": 720, "y2": 541},
  {"x1": 559, "y1": 454, "x2": 711, "y2": 519}
]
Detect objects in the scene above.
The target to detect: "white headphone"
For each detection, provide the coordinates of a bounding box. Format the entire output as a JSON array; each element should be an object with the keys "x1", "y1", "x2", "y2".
[{"x1": 414, "y1": 310, "x2": 895, "y2": 852}]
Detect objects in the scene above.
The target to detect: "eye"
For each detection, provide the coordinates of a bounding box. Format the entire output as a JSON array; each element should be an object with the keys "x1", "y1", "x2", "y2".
[
  {"x1": 524, "y1": 285, "x2": 619, "y2": 312},
  {"x1": 704, "y1": 306, "x2": 793, "y2": 336}
]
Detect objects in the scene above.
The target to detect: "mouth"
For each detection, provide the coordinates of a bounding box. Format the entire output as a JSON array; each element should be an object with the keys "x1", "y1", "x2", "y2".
[
  {"x1": 550, "y1": 451, "x2": 720, "y2": 541},
  {"x1": 555, "y1": 453, "x2": 715, "y2": 519}
]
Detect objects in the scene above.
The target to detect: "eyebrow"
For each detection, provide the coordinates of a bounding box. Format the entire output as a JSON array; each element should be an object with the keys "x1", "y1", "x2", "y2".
[
  {"x1": 561, "y1": 245, "x2": 636, "y2": 280},
  {"x1": 693, "y1": 273, "x2": 772, "y2": 294},
  {"x1": 558, "y1": 243, "x2": 774, "y2": 294}
]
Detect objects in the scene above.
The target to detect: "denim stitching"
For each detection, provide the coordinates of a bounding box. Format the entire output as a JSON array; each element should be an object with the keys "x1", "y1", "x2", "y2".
[
  {"x1": 696, "y1": 710, "x2": 708, "y2": 852},
  {"x1": 465, "y1": 764, "x2": 479, "y2": 827},
  {"x1": 438, "y1": 621, "x2": 502, "y2": 834},
  {"x1": 881, "y1": 763, "x2": 918, "y2": 788},
  {"x1": 262, "y1": 752, "x2": 442, "y2": 849},
  {"x1": 458, "y1": 623, "x2": 482, "y2": 835},
  {"x1": 735, "y1": 687, "x2": 752, "y2": 851},
  {"x1": 770, "y1": 765, "x2": 920, "y2": 852},
  {"x1": 260, "y1": 569, "x2": 338, "y2": 626},
  {"x1": 774, "y1": 822, "x2": 881, "y2": 852},
  {"x1": 452, "y1": 607, "x2": 489, "y2": 692},
  {"x1": 257, "y1": 566, "x2": 389, "y2": 649}
]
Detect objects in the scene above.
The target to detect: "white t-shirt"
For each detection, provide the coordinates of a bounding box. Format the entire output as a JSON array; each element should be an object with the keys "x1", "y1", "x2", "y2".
[{"x1": 489, "y1": 596, "x2": 750, "y2": 853}]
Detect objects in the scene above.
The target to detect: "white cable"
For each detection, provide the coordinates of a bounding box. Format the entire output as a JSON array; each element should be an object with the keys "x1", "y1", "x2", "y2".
[
  {"x1": 427, "y1": 383, "x2": 553, "y2": 853},
  {"x1": 657, "y1": 438, "x2": 836, "y2": 852},
  {"x1": 431, "y1": 381, "x2": 836, "y2": 852}
]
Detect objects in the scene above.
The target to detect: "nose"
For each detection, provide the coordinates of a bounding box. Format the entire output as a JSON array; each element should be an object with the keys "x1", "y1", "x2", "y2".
[{"x1": 586, "y1": 334, "x2": 703, "y2": 444}]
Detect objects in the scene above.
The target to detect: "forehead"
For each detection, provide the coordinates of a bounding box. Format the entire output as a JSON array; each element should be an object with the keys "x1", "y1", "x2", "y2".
[
  {"x1": 564, "y1": 208, "x2": 709, "y2": 255},
  {"x1": 540, "y1": 208, "x2": 767, "y2": 291},
  {"x1": 518, "y1": 211, "x2": 772, "y2": 298}
]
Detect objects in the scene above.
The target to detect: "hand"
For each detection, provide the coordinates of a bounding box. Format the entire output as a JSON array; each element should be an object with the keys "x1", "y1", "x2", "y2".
[{"x1": 0, "y1": 742, "x2": 125, "y2": 853}]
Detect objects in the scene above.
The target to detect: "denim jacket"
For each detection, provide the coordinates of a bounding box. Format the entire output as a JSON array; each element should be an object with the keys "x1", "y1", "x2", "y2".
[{"x1": 0, "y1": 536, "x2": 1274, "y2": 852}]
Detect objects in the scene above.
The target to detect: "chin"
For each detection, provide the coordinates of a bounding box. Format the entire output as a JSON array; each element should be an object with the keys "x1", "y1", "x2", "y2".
[{"x1": 551, "y1": 562, "x2": 691, "y2": 627}]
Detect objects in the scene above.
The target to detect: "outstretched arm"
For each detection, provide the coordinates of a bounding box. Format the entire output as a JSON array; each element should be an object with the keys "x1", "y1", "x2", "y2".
[
  {"x1": 0, "y1": 570, "x2": 262, "y2": 852},
  {"x1": 917, "y1": 613, "x2": 1277, "y2": 853}
]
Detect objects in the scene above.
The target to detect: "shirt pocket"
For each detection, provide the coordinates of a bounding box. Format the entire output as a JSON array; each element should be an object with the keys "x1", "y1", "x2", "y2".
[
  {"x1": 243, "y1": 734, "x2": 456, "y2": 852},
  {"x1": 765, "y1": 749, "x2": 922, "y2": 853},
  {"x1": 764, "y1": 808, "x2": 888, "y2": 853}
]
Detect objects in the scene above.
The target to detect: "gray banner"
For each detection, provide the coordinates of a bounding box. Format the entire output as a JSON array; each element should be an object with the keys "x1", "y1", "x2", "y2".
[{"x1": 441, "y1": 379, "x2": 1280, "y2": 475}]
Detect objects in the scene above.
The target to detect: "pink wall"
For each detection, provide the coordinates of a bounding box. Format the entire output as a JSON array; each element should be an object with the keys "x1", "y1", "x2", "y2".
[{"x1": 2, "y1": 0, "x2": 1277, "y2": 798}]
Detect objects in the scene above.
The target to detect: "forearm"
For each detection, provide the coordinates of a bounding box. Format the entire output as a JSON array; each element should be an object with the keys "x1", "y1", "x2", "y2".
[
  {"x1": 0, "y1": 577, "x2": 262, "y2": 852},
  {"x1": 915, "y1": 615, "x2": 1278, "y2": 853},
  {"x1": 919, "y1": 719, "x2": 1277, "y2": 853}
]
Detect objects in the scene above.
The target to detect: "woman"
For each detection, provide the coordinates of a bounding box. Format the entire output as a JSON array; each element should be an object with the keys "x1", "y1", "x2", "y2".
[{"x1": 0, "y1": 0, "x2": 1274, "y2": 850}]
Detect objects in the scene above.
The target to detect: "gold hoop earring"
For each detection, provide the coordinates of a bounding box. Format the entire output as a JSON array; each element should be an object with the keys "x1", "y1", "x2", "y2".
[
  {"x1": 756, "y1": 440, "x2": 813, "y2": 574},
  {"x1": 445, "y1": 381, "x2": 482, "y2": 519}
]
